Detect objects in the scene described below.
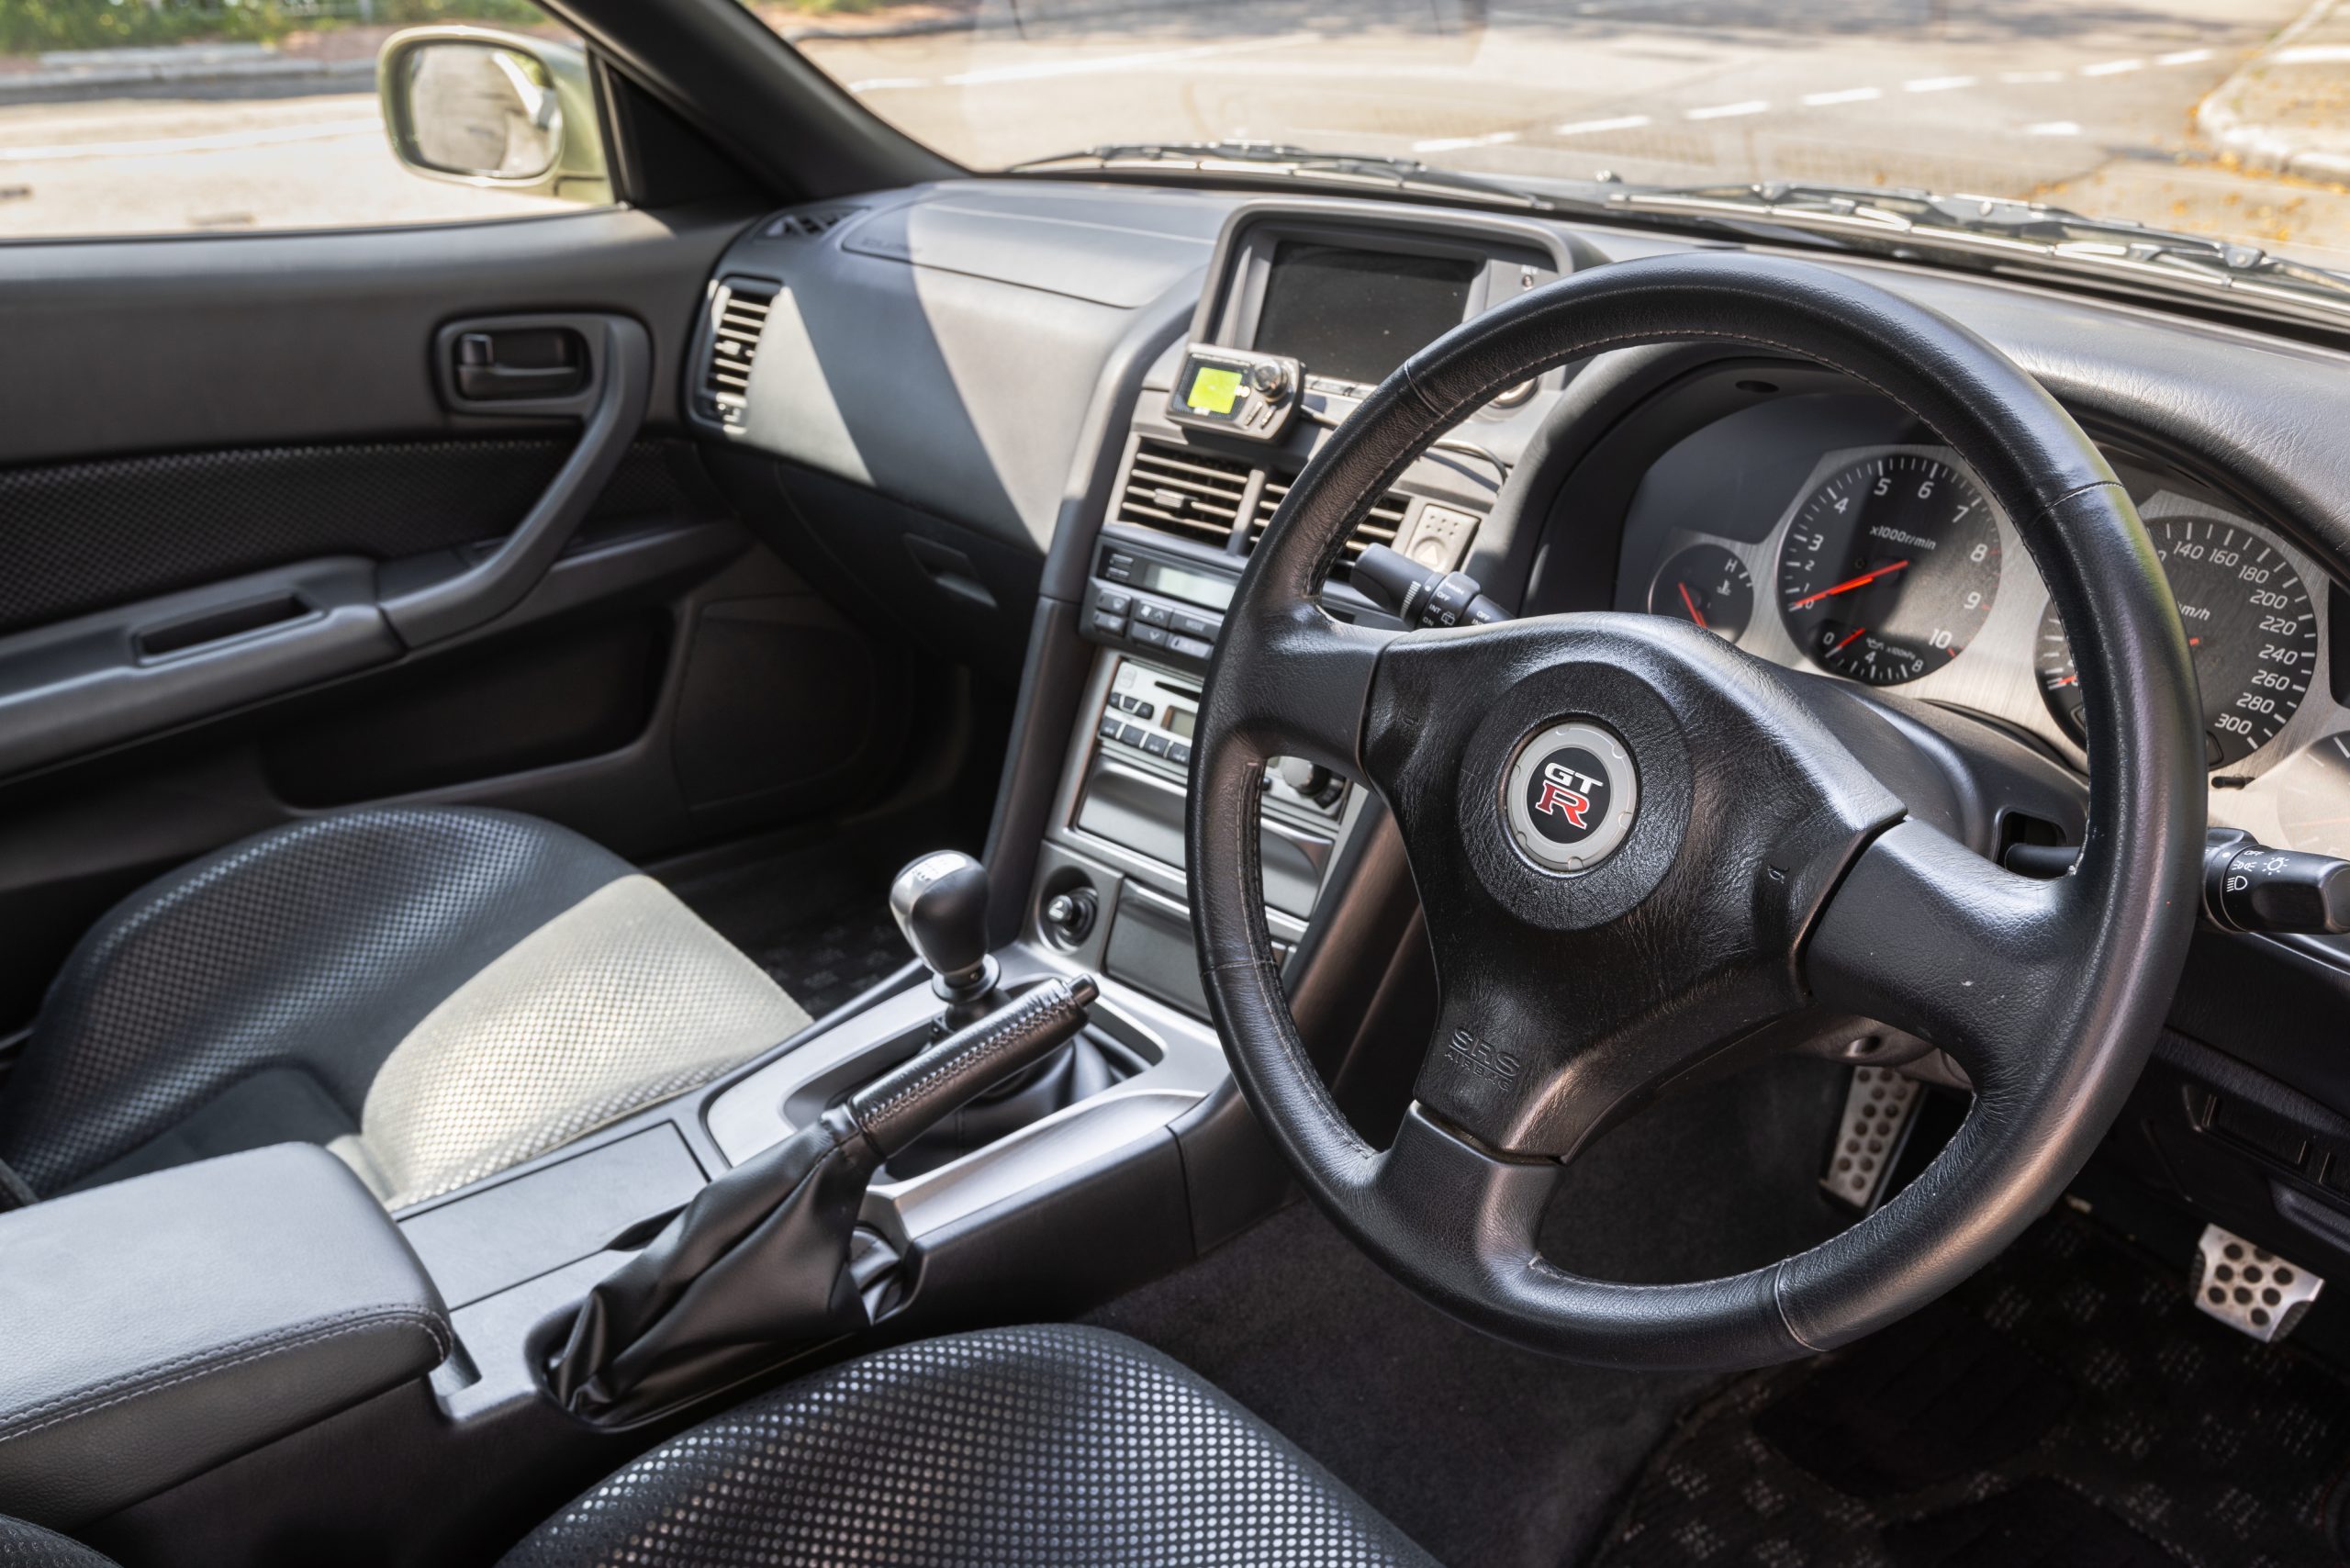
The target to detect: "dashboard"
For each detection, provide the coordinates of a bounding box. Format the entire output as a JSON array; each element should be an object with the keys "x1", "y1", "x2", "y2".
[
  {"x1": 1595, "y1": 392, "x2": 2350, "y2": 860},
  {"x1": 688, "y1": 179, "x2": 2350, "y2": 1210}
]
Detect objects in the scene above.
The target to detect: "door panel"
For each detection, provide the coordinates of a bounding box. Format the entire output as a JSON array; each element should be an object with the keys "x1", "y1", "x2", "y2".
[{"x1": 0, "y1": 202, "x2": 927, "y2": 1034}]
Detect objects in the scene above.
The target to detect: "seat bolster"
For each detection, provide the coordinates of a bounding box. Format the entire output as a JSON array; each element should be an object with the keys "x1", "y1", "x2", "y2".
[{"x1": 504, "y1": 1324, "x2": 1436, "y2": 1567}]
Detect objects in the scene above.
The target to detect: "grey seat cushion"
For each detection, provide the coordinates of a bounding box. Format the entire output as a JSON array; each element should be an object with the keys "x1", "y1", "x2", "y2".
[
  {"x1": 503, "y1": 1324, "x2": 1438, "y2": 1567},
  {"x1": 0, "y1": 807, "x2": 809, "y2": 1208}
]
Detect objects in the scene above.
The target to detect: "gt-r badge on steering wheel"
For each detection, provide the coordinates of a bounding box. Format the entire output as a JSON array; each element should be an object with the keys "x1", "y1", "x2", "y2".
[{"x1": 1505, "y1": 721, "x2": 1639, "y2": 873}]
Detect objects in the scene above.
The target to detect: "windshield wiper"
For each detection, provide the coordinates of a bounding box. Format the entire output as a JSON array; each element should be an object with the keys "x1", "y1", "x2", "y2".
[
  {"x1": 1611, "y1": 181, "x2": 2350, "y2": 329},
  {"x1": 1009, "y1": 140, "x2": 1561, "y2": 213}
]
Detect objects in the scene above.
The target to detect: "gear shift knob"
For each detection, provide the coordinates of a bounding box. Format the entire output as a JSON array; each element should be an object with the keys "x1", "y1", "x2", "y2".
[{"x1": 890, "y1": 851, "x2": 995, "y2": 1002}]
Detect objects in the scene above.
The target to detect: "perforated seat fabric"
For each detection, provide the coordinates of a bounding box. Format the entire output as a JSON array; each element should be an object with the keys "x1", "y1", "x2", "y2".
[
  {"x1": 504, "y1": 1324, "x2": 1437, "y2": 1567},
  {"x1": 0, "y1": 807, "x2": 810, "y2": 1208},
  {"x1": 0, "y1": 1518, "x2": 113, "y2": 1568}
]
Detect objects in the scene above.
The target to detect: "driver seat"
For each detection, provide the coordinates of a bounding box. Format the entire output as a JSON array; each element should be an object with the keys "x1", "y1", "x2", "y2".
[{"x1": 0, "y1": 1325, "x2": 1435, "y2": 1567}]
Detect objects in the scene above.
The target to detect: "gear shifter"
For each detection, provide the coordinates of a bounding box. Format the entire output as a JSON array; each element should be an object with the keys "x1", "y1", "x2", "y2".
[{"x1": 890, "y1": 850, "x2": 1000, "y2": 1025}]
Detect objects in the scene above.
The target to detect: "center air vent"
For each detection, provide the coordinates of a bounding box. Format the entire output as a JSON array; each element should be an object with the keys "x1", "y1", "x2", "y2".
[
  {"x1": 1113, "y1": 440, "x2": 1252, "y2": 547},
  {"x1": 699, "y1": 277, "x2": 778, "y2": 431},
  {"x1": 1249, "y1": 477, "x2": 1413, "y2": 577}
]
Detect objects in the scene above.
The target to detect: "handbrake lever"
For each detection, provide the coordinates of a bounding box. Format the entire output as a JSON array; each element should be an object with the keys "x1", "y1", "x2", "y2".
[{"x1": 545, "y1": 974, "x2": 1099, "y2": 1427}]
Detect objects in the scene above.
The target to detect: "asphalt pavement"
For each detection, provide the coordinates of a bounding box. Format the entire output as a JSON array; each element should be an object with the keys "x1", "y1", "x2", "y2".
[{"x1": 3, "y1": 0, "x2": 2344, "y2": 263}]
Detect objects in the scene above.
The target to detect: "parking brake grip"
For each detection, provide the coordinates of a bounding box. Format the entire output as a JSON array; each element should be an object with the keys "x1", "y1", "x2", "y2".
[{"x1": 544, "y1": 974, "x2": 1099, "y2": 1428}]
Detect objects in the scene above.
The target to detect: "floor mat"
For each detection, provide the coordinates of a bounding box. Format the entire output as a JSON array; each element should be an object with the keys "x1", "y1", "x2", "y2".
[
  {"x1": 1593, "y1": 1215, "x2": 2350, "y2": 1568},
  {"x1": 655, "y1": 826, "x2": 937, "y2": 1020}
]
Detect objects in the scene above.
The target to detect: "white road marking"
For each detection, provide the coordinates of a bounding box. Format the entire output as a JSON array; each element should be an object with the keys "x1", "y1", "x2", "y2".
[
  {"x1": 1801, "y1": 86, "x2": 1881, "y2": 106},
  {"x1": 1411, "y1": 129, "x2": 1521, "y2": 151},
  {"x1": 2154, "y1": 49, "x2": 2214, "y2": 66},
  {"x1": 2273, "y1": 44, "x2": 2350, "y2": 65},
  {"x1": 0, "y1": 116, "x2": 379, "y2": 162},
  {"x1": 1550, "y1": 113, "x2": 1651, "y2": 136},
  {"x1": 2080, "y1": 58, "x2": 2144, "y2": 75},
  {"x1": 1904, "y1": 75, "x2": 1975, "y2": 93},
  {"x1": 2026, "y1": 121, "x2": 2082, "y2": 136},
  {"x1": 1685, "y1": 99, "x2": 1768, "y2": 120},
  {"x1": 848, "y1": 35, "x2": 1312, "y2": 94}
]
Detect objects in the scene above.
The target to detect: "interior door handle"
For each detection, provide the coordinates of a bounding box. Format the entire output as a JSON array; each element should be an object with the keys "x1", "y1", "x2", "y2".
[
  {"x1": 453, "y1": 330, "x2": 589, "y2": 402},
  {"x1": 384, "y1": 313, "x2": 651, "y2": 649}
]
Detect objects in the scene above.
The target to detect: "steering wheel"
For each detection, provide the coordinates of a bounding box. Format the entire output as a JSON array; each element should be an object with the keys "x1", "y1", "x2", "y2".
[{"x1": 1188, "y1": 252, "x2": 2203, "y2": 1370}]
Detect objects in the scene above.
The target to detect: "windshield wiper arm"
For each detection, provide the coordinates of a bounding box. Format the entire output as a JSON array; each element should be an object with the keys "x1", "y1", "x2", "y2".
[
  {"x1": 1611, "y1": 180, "x2": 2350, "y2": 325},
  {"x1": 1009, "y1": 140, "x2": 1561, "y2": 212}
]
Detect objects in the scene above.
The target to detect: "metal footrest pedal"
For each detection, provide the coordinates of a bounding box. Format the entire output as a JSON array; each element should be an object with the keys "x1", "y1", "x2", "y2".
[
  {"x1": 2191, "y1": 1223, "x2": 2322, "y2": 1342},
  {"x1": 1820, "y1": 1065, "x2": 1922, "y2": 1213}
]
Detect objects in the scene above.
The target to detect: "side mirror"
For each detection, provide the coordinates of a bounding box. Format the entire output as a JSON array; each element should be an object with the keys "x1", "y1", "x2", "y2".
[{"x1": 377, "y1": 28, "x2": 610, "y2": 206}]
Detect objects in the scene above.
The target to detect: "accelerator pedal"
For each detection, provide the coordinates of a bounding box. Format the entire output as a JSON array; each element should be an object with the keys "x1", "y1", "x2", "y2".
[{"x1": 2191, "y1": 1223, "x2": 2323, "y2": 1342}]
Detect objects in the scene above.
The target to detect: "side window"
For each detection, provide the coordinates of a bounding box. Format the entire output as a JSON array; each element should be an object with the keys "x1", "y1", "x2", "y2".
[{"x1": 0, "y1": 1, "x2": 610, "y2": 240}]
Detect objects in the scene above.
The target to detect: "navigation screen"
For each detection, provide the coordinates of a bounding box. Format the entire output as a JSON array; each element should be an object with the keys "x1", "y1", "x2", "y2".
[{"x1": 1252, "y1": 242, "x2": 1480, "y2": 386}]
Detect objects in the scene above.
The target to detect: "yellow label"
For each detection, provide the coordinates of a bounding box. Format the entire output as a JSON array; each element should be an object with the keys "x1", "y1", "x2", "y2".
[{"x1": 1187, "y1": 364, "x2": 1244, "y2": 415}]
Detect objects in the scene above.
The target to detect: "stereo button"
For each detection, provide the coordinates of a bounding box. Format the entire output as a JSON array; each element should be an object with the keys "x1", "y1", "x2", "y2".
[
  {"x1": 1136, "y1": 602, "x2": 1171, "y2": 627},
  {"x1": 1167, "y1": 633, "x2": 1214, "y2": 661},
  {"x1": 1133, "y1": 624, "x2": 1169, "y2": 649},
  {"x1": 1143, "y1": 734, "x2": 1170, "y2": 757},
  {"x1": 1090, "y1": 609, "x2": 1129, "y2": 637}
]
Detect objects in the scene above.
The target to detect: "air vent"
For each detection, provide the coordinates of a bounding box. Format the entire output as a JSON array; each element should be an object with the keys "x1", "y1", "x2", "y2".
[
  {"x1": 700, "y1": 277, "x2": 778, "y2": 431},
  {"x1": 1113, "y1": 440, "x2": 1252, "y2": 547},
  {"x1": 1249, "y1": 477, "x2": 1413, "y2": 575},
  {"x1": 765, "y1": 206, "x2": 863, "y2": 240}
]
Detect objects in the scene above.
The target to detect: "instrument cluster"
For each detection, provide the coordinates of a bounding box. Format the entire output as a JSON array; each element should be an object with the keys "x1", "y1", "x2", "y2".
[{"x1": 1620, "y1": 442, "x2": 2350, "y2": 856}]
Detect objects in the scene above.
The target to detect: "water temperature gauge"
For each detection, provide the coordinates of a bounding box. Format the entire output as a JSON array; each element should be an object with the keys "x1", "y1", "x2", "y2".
[{"x1": 1648, "y1": 544, "x2": 1754, "y2": 641}]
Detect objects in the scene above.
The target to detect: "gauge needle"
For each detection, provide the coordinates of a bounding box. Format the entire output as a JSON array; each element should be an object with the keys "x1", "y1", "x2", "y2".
[
  {"x1": 1787, "y1": 559, "x2": 1911, "y2": 610},
  {"x1": 1831, "y1": 626, "x2": 1869, "y2": 654},
  {"x1": 1676, "y1": 581, "x2": 1708, "y2": 629},
  {"x1": 2051, "y1": 674, "x2": 2078, "y2": 687}
]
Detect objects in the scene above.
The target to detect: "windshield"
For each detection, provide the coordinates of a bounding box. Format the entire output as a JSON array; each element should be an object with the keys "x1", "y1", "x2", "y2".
[{"x1": 764, "y1": 1, "x2": 2350, "y2": 273}]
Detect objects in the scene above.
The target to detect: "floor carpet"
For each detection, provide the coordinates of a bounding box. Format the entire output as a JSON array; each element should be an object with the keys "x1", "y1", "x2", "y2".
[{"x1": 1592, "y1": 1214, "x2": 2350, "y2": 1568}]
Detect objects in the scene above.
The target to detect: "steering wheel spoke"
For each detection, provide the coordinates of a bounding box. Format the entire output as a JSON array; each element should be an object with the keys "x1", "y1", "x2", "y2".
[
  {"x1": 1211, "y1": 599, "x2": 1395, "y2": 778},
  {"x1": 1806, "y1": 818, "x2": 2076, "y2": 1093}
]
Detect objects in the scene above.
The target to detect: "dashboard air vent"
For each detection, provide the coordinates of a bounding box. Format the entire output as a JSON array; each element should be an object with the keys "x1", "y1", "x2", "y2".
[
  {"x1": 1249, "y1": 477, "x2": 1413, "y2": 575},
  {"x1": 1114, "y1": 440, "x2": 1252, "y2": 547},
  {"x1": 700, "y1": 277, "x2": 778, "y2": 431},
  {"x1": 766, "y1": 206, "x2": 863, "y2": 239}
]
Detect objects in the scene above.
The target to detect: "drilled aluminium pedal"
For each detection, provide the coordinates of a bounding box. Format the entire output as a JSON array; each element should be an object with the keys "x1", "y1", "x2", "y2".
[
  {"x1": 2191, "y1": 1223, "x2": 2323, "y2": 1342},
  {"x1": 1820, "y1": 1066, "x2": 1922, "y2": 1213}
]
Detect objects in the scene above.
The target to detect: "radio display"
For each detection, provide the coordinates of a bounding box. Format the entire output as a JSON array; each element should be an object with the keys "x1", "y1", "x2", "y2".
[
  {"x1": 1163, "y1": 706, "x2": 1197, "y2": 740},
  {"x1": 1134, "y1": 558, "x2": 1236, "y2": 612},
  {"x1": 1252, "y1": 242, "x2": 1480, "y2": 386}
]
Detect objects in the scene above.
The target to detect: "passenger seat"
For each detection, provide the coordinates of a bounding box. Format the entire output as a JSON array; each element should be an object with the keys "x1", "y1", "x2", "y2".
[{"x1": 0, "y1": 808, "x2": 809, "y2": 1209}]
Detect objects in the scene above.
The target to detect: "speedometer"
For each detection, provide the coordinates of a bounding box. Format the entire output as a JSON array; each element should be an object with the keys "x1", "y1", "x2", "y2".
[
  {"x1": 1775, "y1": 454, "x2": 2001, "y2": 686},
  {"x1": 2034, "y1": 515, "x2": 2317, "y2": 767}
]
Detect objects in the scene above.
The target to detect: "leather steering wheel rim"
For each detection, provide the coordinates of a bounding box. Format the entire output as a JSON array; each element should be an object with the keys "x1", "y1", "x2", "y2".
[{"x1": 1187, "y1": 252, "x2": 2204, "y2": 1371}]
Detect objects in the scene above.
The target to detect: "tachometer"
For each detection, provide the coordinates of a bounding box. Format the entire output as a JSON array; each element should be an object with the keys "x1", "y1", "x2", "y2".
[
  {"x1": 2034, "y1": 516, "x2": 2316, "y2": 767},
  {"x1": 1775, "y1": 454, "x2": 2001, "y2": 686},
  {"x1": 1647, "y1": 544, "x2": 1753, "y2": 641}
]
